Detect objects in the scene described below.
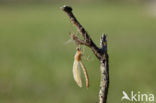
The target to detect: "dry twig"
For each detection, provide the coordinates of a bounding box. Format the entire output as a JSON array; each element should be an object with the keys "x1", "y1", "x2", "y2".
[{"x1": 62, "y1": 5, "x2": 109, "y2": 103}]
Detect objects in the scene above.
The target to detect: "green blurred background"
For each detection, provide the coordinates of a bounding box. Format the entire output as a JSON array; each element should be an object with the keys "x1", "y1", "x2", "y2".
[{"x1": 0, "y1": 0, "x2": 156, "y2": 103}]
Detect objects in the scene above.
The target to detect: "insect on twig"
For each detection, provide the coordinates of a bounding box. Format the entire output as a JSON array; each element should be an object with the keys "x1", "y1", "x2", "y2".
[
  {"x1": 62, "y1": 5, "x2": 109, "y2": 103},
  {"x1": 73, "y1": 47, "x2": 89, "y2": 88}
]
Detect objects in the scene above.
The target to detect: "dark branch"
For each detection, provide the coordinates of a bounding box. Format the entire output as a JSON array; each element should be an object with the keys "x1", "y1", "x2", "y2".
[
  {"x1": 62, "y1": 5, "x2": 101, "y2": 59},
  {"x1": 62, "y1": 5, "x2": 90, "y2": 42},
  {"x1": 101, "y1": 34, "x2": 107, "y2": 51},
  {"x1": 99, "y1": 34, "x2": 109, "y2": 103}
]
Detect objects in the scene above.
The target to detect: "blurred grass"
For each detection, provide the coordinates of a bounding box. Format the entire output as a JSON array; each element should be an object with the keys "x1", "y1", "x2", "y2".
[{"x1": 0, "y1": 2, "x2": 156, "y2": 103}]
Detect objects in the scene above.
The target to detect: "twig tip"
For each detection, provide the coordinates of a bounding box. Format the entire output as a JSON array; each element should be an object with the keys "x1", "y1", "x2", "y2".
[
  {"x1": 61, "y1": 5, "x2": 72, "y2": 12},
  {"x1": 101, "y1": 34, "x2": 107, "y2": 42}
]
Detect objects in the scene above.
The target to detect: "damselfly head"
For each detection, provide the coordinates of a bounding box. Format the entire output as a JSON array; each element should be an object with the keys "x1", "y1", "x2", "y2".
[{"x1": 75, "y1": 47, "x2": 82, "y2": 61}]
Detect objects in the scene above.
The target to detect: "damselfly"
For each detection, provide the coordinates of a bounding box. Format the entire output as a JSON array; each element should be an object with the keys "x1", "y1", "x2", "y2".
[{"x1": 73, "y1": 48, "x2": 89, "y2": 88}]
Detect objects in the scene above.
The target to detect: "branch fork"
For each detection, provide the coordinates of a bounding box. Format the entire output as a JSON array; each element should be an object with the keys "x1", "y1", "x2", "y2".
[{"x1": 62, "y1": 5, "x2": 109, "y2": 103}]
